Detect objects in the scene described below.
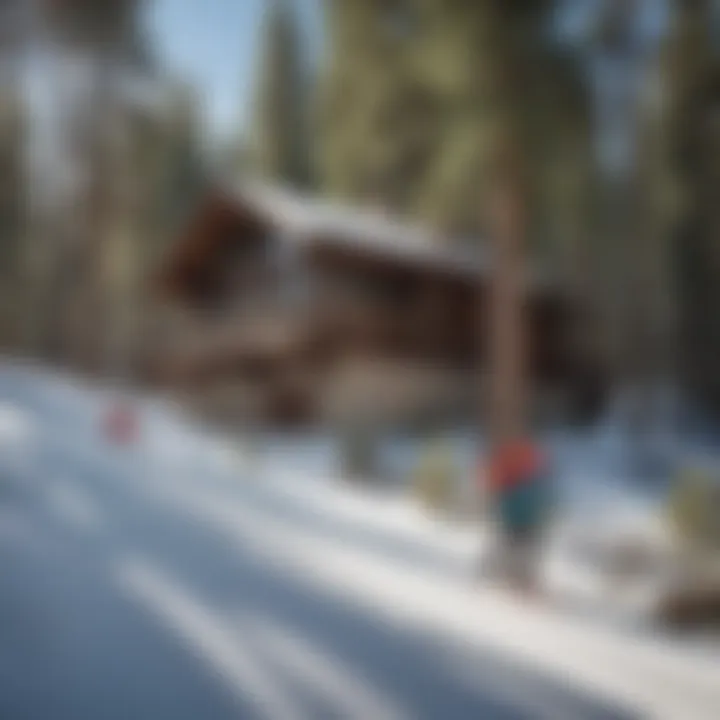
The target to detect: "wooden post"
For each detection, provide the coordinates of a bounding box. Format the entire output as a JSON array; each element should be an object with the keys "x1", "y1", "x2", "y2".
[{"x1": 487, "y1": 135, "x2": 528, "y2": 449}]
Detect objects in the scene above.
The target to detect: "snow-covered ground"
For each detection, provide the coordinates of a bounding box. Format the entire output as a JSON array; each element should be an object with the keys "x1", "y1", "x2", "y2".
[
  {"x1": 1, "y1": 363, "x2": 718, "y2": 719},
  {"x1": 226, "y1": 438, "x2": 670, "y2": 613},
  {"x1": 132, "y1": 436, "x2": 720, "y2": 720},
  {"x1": 206, "y1": 411, "x2": 720, "y2": 645}
]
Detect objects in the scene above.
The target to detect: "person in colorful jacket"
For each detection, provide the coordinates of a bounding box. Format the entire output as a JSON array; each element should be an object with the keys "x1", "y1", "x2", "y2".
[{"x1": 484, "y1": 439, "x2": 553, "y2": 592}]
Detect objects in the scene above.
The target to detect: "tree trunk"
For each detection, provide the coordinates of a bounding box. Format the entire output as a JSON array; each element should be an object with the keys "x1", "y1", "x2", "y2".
[
  {"x1": 482, "y1": 2, "x2": 530, "y2": 450},
  {"x1": 487, "y1": 144, "x2": 528, "y2": 447}
]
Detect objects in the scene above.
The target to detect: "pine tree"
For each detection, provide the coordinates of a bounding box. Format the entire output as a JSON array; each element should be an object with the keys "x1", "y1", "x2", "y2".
[
  {"x1": 43, "y1": 0, "x2": 143, "y2": 63},
  {"x1": 40, "y1": 0, "x2": 153, "y2": 373},
  {"x1": 0, "y1": 1, "x2": 30, "y2": 351},
  {"x1": 0, "y1": 80, "x2": 26, "y2": 350},
  {"x1": 248, "y1": 0, "x2": 308, "y2": 187},
  {"x1": 318, "y1": 0, "x2": 594, "y2": 251},
  {"x1": 666, "y1": 0, "x2": 720, "y2": 417},
  {"x1": 479, "y1": 1, "x2": 554, "y2": 446},
  {"x1": 157, "y1": 81, "x2": 206, "y2": 247},
  {"x1": 96, "y1": 74, "x2": 208, "y2": 380}
]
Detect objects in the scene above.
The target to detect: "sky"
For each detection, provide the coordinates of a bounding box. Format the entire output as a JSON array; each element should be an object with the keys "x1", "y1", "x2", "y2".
[{"x1": 145, "y1": 0, "x2": 322, "y2": 140}]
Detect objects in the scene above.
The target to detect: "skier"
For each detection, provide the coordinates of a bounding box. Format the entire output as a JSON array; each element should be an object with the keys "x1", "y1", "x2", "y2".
[{"x1": 483, "y1": 439, "x2": 552, "y2": 594}]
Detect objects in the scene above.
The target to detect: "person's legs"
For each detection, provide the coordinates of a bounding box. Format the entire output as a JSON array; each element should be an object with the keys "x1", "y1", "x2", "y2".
[
  {"x1": 476, "y1": 479, "x2": 547, "y2": 591},
  {"x1": 502, "y1": 524, "x2": 544, "y2": 594}
]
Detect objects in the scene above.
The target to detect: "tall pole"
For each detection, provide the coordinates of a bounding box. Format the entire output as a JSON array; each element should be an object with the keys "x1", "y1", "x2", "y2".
[
  {"x1": 488, "y1": 142, "x2": 527, "y2": 447},
  {"x1": 483, "y1": 2, "x2": 529, "y2": 450}
]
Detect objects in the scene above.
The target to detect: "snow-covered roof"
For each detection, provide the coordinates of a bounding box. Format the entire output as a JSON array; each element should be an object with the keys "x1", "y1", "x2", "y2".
[{"x1": 229, "y1": 180, "x2": 491, "y2": 279}]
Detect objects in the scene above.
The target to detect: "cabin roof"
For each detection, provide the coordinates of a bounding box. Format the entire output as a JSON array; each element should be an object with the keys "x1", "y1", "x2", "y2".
[
  {"x1": 158, "y1": 178, "x2": 559, "y2": 300},
  {"x1": 231, "y1": 180, "x2": 491, "y2": 277}
]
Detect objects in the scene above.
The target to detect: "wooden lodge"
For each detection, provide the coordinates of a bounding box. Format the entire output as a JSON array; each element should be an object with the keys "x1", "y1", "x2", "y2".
[{"x1": 152, "y1": 181, "x2": 604, "y2": 428}]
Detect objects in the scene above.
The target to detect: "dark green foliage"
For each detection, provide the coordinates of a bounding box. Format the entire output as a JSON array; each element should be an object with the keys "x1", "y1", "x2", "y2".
[
  {"x1": 248, "y1": 0, "x2": 309, "y2": 187},
  {"x1": 44, "y1": 0, "x2": 143, "y2": 62},
  {"x1": 0, "y1": 81, "x2": 26, "y2": 349},
  {"x1": 156, "y1": 82, "x2": 207, "y2": 251},
  {"x1": 664, "y1": 2, "x2": 720, "y2": 417},
  {"x1": 318, "y1": 0, "x2": 594, "y2": 260},
  {"x1": 0, "y1": 84, "x2": 24, "y2": 274}
]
